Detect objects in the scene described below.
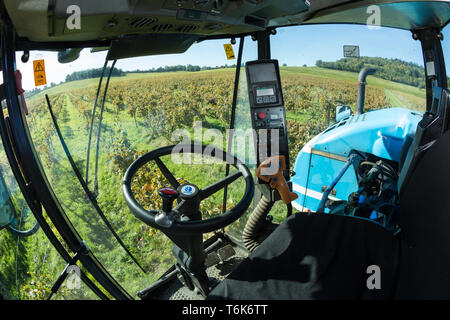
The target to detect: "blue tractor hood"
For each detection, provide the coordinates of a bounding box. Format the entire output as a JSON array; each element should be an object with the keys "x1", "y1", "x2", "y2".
[
  {"x1": 312, "y1": 107, "x2": 422, "y2": 162},
  {"x1": 291, "y1": 107, "x2": 422, "y2": 213}
]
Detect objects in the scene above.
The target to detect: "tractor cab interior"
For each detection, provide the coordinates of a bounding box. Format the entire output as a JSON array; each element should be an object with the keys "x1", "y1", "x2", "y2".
[{"x1": 0, "y1": 0, "x2": 449, "y2": 300}]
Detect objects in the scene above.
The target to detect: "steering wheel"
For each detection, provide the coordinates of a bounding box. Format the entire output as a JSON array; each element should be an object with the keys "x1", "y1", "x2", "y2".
[{"x1": 122, "y1": 144, "x2": 254, "y2": 235}]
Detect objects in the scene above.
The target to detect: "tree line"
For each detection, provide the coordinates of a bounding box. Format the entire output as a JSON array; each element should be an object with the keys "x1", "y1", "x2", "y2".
[
  {"x1": 127, "y1": 64, "x2": 236, "y2": 73},
  {"x1": 65, "y1": 66, "x2": 126, "y2": 82},
  {"x1": 63, "y1": 64, "x2": 237, "y2": 81},
  {"x1": 316, "y1": 57, "x2": 426, "y2": 88}
]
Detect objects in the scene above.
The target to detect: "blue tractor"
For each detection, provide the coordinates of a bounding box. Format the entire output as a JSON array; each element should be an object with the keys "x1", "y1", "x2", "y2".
[{"x1": 291, "y1": 67, "x2": 423, "y2": 232}]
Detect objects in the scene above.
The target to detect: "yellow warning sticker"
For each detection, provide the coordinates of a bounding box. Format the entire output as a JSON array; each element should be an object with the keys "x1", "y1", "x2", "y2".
[
  {"x1": 224, "y1": 44, "x2": 236, "y2": 60},
  {"x1": 33, "y1": 59, "x2": 47, "y2": 87}
]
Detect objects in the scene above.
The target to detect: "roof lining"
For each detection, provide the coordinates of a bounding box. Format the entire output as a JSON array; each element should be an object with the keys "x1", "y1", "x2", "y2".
[{"x1": 8, "y1": 0, "x2": 450, "y2": 51}]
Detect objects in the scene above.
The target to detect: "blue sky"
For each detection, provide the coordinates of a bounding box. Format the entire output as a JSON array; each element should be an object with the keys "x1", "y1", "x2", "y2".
[{"x1": 16, "y1": 24, "x2": 450, "y2": 91}]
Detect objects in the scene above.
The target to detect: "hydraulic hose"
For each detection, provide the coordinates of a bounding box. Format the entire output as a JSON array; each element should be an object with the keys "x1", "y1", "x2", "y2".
[
  {"x1": 7, "y1": 221, "x2": 40, "y2": 237},
  {"x1": 316, "y1": 154, "x2": 357, "y2": 214},
  {"x1": 242, "y1": 195, "x2": 274, "y2": 252}
]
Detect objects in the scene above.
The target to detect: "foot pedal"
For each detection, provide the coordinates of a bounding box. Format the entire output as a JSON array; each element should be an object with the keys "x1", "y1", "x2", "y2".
[
  {"x1": 205, "y1": 252, "x2": 221, "y2": 267},
  {"x1": 217, "y1": 244, "x2": 235, "y2": 262}
]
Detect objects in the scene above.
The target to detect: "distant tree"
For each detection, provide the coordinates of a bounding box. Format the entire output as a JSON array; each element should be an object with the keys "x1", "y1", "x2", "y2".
[{"x1": 186, "y1": 65, "x2": 201, "y2": 72}]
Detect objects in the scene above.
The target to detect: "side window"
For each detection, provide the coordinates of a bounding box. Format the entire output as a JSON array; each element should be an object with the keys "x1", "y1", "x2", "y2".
[
  {"x1": 443, "y1": 25, "x2": 450, "y2": 86},
  {"x1": 17, "y1": 42, "x2": 244, "y2": 298},
  {"x1": 0, "y1": 110, "x2": 99, "y2": 300}
]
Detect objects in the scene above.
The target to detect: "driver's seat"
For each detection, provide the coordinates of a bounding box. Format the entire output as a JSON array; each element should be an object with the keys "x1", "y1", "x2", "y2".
[
  {"x1": 207, "y1": 212, "x2": 399, "y2": 300},
  {"x1": 208, "y1": 128, "x2": 450, "y2": 300}
]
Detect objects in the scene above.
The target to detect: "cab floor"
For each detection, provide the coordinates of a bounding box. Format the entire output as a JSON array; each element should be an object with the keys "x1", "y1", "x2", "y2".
[{"x1": 139, "y1": 236, "x2": 249, "y2": 300}]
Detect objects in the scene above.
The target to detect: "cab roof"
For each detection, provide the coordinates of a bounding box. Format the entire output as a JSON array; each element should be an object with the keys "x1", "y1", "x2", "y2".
[{"x1": 2, "y1": 0, "x2": 450, "y2": 56}]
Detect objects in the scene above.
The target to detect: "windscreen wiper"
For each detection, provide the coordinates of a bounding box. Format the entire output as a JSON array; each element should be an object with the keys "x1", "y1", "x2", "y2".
[
  {"x1": 93, "y1": 60, "x2": 116, "y2": 196},
  {"x1": 85, "y1": 60, "x2": 108, "y2": 191},
  {"x1": 45, "y1": 94, "x2": 146, "y2": 273}
]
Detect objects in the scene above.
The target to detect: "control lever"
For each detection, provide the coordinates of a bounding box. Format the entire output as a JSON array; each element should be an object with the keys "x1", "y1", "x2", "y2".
[
  {"x1": 155, "y1": 188, "x2": 179, "y2": 227},
  {"x1": 256, "y1": 155, "x2": 298, "y2": 204}
]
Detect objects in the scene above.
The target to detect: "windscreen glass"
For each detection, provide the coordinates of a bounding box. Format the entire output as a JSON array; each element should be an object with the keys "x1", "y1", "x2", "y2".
[{"x1": 17, "y1": 40, "x2": 243, "y2": 298}]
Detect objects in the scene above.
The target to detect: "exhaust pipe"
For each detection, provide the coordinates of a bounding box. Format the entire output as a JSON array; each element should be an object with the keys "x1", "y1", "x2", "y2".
[{"x1": 356, "y1": 67, "x2": 376, "y2": 115}]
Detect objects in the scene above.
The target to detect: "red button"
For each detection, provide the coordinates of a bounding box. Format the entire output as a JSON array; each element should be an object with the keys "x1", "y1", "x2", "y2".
[
  {"x1": 258, "y1": 112, "x2": 266, "y2": 120},
  {"x1": 159, "y1": 188, "x2": 178, "y2": 195}
]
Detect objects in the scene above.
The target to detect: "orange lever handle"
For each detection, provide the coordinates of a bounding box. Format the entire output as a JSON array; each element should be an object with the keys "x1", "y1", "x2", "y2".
[
  {"x1": 256, "y1": 155, "x2": 298, "y2": 205},
  {"x1": 269, "y1": 172, "x2": 298, "y2": 204}
]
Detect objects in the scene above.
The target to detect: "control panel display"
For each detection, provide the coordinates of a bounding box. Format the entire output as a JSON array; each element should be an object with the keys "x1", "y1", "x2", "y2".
[
  {"x1": 245, "y1": 60, "x2": 290, "y2": 178},
  {"x1": 248, "y1": 63, "x2": 278, "y2": 83},
  {"x1": 256, "y1": 87, "x2": 275, "y2": 97}
]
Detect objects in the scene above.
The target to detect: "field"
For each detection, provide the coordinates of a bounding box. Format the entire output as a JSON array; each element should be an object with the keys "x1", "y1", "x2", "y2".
[{"x1": 0, "y1": 66, "x2": 426, "y2": 299}]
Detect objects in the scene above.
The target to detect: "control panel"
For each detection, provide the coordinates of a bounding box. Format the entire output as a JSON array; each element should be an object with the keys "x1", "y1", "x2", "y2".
[{"x1": 245, "y1": 60, "x2": 290, "y2": 180}]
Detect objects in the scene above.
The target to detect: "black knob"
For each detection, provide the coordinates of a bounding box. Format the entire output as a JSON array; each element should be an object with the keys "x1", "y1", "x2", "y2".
[{"x1": 158, "y1": 188, "x2": 179, "y2": 213}]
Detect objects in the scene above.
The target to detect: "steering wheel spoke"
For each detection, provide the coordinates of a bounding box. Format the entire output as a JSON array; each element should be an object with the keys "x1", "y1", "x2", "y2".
[
  {"x1": 173, "y1": 199, "x2": 187, "y2": 211},
  {"x1": 154, "y1": 157, "x2": 180, "y2": 189},
  {"x1": 200, "y1": 171, "x2": 242, "y2": 200}
]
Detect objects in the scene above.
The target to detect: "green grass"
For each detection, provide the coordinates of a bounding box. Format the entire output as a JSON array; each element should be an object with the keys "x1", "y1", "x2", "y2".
[{"x1": 286, "y1": 111, "x2": 311, "y2": 122}]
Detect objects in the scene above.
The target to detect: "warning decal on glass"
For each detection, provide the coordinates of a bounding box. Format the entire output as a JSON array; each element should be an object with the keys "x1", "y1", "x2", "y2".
[
  {"x1": 224, "y1": 44, "x2": 236, "y2": 60},
  {"x1": 33, "y1": 59, "x2": 47, "y2": 86}
]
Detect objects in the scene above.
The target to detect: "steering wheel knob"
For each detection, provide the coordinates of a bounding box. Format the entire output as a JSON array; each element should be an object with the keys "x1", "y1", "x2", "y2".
[
  {"x1": 158, "y1": 187, "x2": 178, "y2": 197},
  {"x1": 158, "y1": 187, "x2": 179, "y2": 213}
]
